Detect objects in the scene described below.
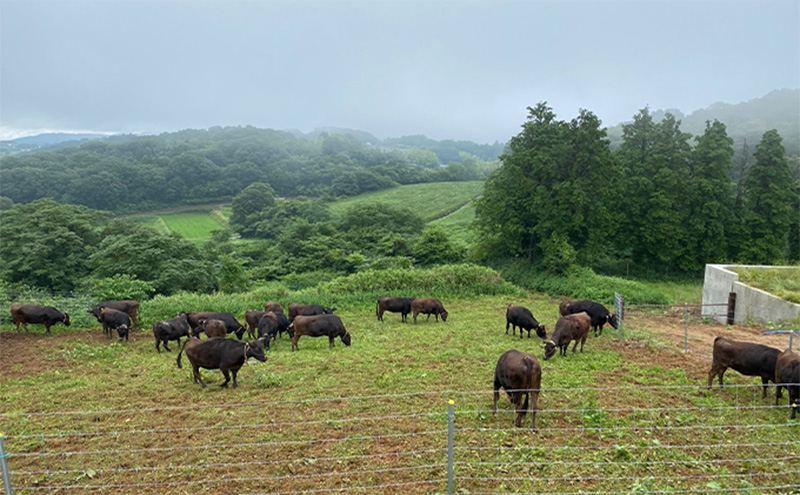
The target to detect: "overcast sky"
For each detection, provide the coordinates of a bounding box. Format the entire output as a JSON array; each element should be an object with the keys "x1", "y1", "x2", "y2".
[{"x1": 1, "y1": 0, "x2": 798, "y2": 143}]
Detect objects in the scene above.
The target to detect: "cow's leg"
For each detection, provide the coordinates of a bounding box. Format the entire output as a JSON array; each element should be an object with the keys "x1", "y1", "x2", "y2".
[
  {"x1": 598, "y1": 324, "x2": 604, "y2": 337},
  {"x1": 329, "y1": 336, "x2": 335, "y2": 348},
  {"x1": 219, "y1": 368, "x2": 231, "y2": 388},
  {"x1": 426, "y1": 313, "x2": 431, "y2": 321},
  {"x1": 505, "y1": 321, "x2": 510, "y2": 334},
  {"x1": 572, "y1": 339, "x2": 580, "y2": 353},
  {"x1": 155, "y1": 338, "x2": 161, "y2": 353},
  {"x1": 776, "y1": 384, "x2": 783, "y2": 405},
  {"x1": 529, "y1": 390, "x2": 539, "y2": 430},
  {"x1": 413, "y1": 311, "x2": 418, "y2": 324},
  {"x1": 493, "y1": 379, "x2": 501, "y2": 414},
  {"x1": 514, "y1": 393, "x2": 524, "y2": 427},
  {"x1": 163, "y1": 341, "x2": 171, "y2": 352},
  {"x1": 231, "y1": 368, "x2": 239, "y2": 388},
  {"x1": 760, "y1": 377, "x2": 769, "y2": 399},
  {"x1": 579, "y1": 334, "x2": 588, "y2": 353},
  {"x1": 45, "y1": 322, "x2": 52, "y2": 334},
  {"x1": 707, "y1": 365, "x2": 727, "y2": 389},
  {"x1": 291, "y1": 334, "x2": 300, "y2": 351},
  {"x1": 192, "y1": 365, "x2": 206, "y2": 387},
  {"x1": 14, "y1": 321, "x2": 20, "y2": 332}
]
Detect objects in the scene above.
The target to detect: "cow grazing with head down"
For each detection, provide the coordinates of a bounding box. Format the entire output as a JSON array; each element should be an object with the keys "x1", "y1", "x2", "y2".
[
  {"x1": 287, "y1": 303, "x2": 336, "y2": 323},
  {"x1": 89, "y1": 300, "x2": 140, "y2": 329},
  {"x1": 188, "y1": 312, "x2": 246, "y2": 340},
  {"x1": 290, "y1": 314, "x2": 351, "y2": 351},
  {"x1": 707, "y1": 336, "x2": 781, "y2": 399},
  {"x1": 493, "y1": 349, "x2": 542, "y2": 430},
  {"x1": 198, "y1": 319, "x2": 227, "y2": 339},
  {"x1": 186, "y1": 312, "x2": 216, "y2": 335},
  {"x1": 775, "y1": 349, "x2": 800, "y2": 419},
  {"x1": 411, "y1": 298, "x2": 448, "y2": 324},
  {"x1": 543, "y1": 312, "x2": 592, "y2": 360},
  {"x1": 505, "y1": 304, "x2": 546, "y2": 339},
  {"x1": 376, "y1": 297, "x2": 415, "y2": 323},
  {"x1": 177, "y1": 337, "x2": 268, "y2": 388},
  {"x1": 98, "y1": 307, "x2": 131, "y2": 341},
  {"x1": 559, "y1": 300, "x2": 618, "y2": 337},
  {"x1": 152, "y1": 312, "x2": 191, "y2": 352},
  {"x1": 10, "y1": 305, "x2": 70, "y2": 334},
  {"x1": 256, "y1": 312, "x2": 279, "y2": 347}
]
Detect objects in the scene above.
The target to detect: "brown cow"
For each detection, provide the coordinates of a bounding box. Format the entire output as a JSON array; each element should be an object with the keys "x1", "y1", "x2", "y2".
[
  {"x1": 264, "y1": 301, "x2": 284, "y2": 314},
  {"x1": 493, "y1": 349, "x2": 542, "y2": 430},
  {"x1": 376, "y1": 297, "x2": 415, "y2": 323},
  {"x1": 10, "y1": 304, "x2": 70, "y2": 334},
  {"x1": 290, "y1": 314, "x2": 351, "y2": 351},
  {"x1": 186, "y1": 312, "x2": 217, "y2": 335},
  {"x1": 90, "y1": 300, "x2": 140, "y2": 329},
  {"x1": 775, "y1": 349, "x2": 800, "y2": 419},
  {"x1": 411, "y1": 298, "x2": 448, "y2": 324},
  {"x1": 199, "y1": 319, "x2": 227, "y2": 339},
  {"x1": 543, "y1": 312, "x2": 591, "y2": 360},
  {"x1": 707, "y1": 336, "x2": 781, "y2": 398},
  {"x1": 177, "y1": 337, "x2": 268, "y2": 388},
  {"x1": 245, "y1": 310, "x2": 269, "y2": 339}
]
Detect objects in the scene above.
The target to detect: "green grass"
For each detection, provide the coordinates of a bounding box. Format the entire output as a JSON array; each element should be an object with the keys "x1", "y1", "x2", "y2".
[
  {"x1": 125, "y1": 205, "x2": 228, "y2": 241},
  {"x1": 429, "y1": 201, "x2": 476, "y2": 247},
  {"x1": 731, "y1": 265, "x2": 800, "y2": 304},
  {"x1": 328, "y1": 181, "x2": 484, "y2": 221}
]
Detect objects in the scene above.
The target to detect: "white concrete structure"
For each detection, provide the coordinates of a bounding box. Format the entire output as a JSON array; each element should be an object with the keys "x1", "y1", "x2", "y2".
[{"x1": 702, "y1": 264, "x2": 800, "y2": 325}]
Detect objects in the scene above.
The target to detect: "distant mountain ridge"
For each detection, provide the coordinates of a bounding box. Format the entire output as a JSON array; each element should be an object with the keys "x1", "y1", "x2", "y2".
[{"x1": 0, "y1": 132, "x2": 112, "y2": 156}]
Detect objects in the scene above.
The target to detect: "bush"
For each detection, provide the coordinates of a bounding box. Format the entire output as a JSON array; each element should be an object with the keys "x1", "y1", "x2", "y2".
[{"x1": 80, "y1": 274, "x2": 155, "y2": 302}]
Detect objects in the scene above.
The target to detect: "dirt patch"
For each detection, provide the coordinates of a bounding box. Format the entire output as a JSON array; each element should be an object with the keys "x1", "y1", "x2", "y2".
[{"x1": 0, "y1": 330, "x2": 112, "y2": 378}]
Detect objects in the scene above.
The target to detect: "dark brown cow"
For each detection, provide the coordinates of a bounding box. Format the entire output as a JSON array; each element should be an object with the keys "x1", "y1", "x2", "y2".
[
  {"x1": 177, "y1": 337, "x2": 267, "y2": 388},
  {"x1": 493, "y1": 349, "x2": 542, "y2": 430},
  {"x1": 707, "y1": 336, "x2": 781, "y2": 398},
  {"x1": 186, "y1": 312, "x2": 217, "y2": 334},
  {"x1": 559, "y1": 300, "x2": 618, "y2": 337},
  {"x1": 98, "y1": 307, "x2": 131, "y2": 341},
  {"x1": 245, "y1": 310, "x2": 269, "y2": 339},
  {"x1": 90, "y1": 300, "x2": 140, "y2": 329},
  {"x1": 10, "y1": 304, "x2": 70, "y2": 334},
  {"x1": 152, "y1": 312, "x2": 191, "y2": 353},
  {"x1": 411, "y1": 298, "x2": 448, "y2": 324},
  {"x1": 199, "y1": 319, "x2": 227, "y2": 339},
  {"x1": 376, "y1": 297, "x2": 415, "y2": 323},
  {"x1": 257, "y1": 312, "x2": 279, "y2": 344},
  {"x1": 775, "y1": 349, "x2": 800, "y2": 419},
  {"x1": 505, "y1": 304, "x2": 546, "y2": 339},
  {"x1": 264, "y1": 301, "x2": 284, "y2": 314},
  {"x1": 543, "y1": 312, "x2": 592, "y2": 360},
  {"x1": 287, "y1": 303, "x2": 336, "y2": 322},
  {"x1": 290, "y1": 314, "x2": 351, "y2": 351}
]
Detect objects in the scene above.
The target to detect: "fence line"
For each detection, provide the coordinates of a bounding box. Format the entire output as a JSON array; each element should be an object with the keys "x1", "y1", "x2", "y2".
[{"x1": 463, "y1": 486, "x2": 800, "y2": 495}]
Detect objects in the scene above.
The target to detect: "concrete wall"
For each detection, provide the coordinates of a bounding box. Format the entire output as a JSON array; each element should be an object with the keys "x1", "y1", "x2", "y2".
[{"x1": 702, "y1": 264, "x2": 800, "y2": 325}]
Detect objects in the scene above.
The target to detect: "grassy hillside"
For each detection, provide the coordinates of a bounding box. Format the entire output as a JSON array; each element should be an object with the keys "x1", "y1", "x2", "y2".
[
  {"x1": 126, "y1": 205, "x2": 228, "y2": 242},
  {"x1": 429, "y1": 201, "x2": 476, "y2": 247},
  {"x1": 328, "y1": 181, "x2": 484, "y2": 221}
]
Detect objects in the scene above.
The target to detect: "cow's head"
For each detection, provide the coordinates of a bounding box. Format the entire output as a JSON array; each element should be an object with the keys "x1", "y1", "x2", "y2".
[
  {"x1": 324, "y1": 307, "x2": 337, "y2": 314},
  {"x1": 62, "y1": 313, "x2": 71, "y2": 326},
  {"x1": 88, "y1": 306, "x2": 103, "y2": 323},
  {"x1": 247, "y1": 339, "x2": 268, "y2": 362},
  {"x1": 535, "y1": 324, "x2": 547, "y2": 339},
  {"x1": 234, "y1": 325, "x2": 247, "y2": 340},
  {"x1": 341, "y1": 331, "x2": 351, "y2": 346},
  {"x1": 543, "y1": 340, "x2": 557, "y2": 361},
  {"x1": 441, "y1": 310, "x2": 449, "y2": 322},
  {"x1": 608, "y1": 313, "x2": 619, "y2": 329},
  {"x1": 116, "y1": 324, "x2": 129, "y2": 341}
]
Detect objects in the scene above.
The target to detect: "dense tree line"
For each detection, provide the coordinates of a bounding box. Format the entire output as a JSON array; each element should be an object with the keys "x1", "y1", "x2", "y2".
[
  {"x1": 475, "y1": 104, "x2": 800, "y2": 274},
  {"x1": 0, "y1": 126, "x2": 499, "y2": 214}
]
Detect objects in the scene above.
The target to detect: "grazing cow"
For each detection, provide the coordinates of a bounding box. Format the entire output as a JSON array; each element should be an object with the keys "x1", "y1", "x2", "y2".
[
  {"x1": 177, "y1": 337, "x2": 268, "y2": 388},
  {"x1": 290, "y1": 314, "x2": 351, "y2": 351},
  {"x1": 10, "y1": 304, "x2": 70, "y2": 334},
  {"x1": 543, "y1": 312, "x2": 592, "y2": 360},
  {"x1": 264, "y1": 301, "x2": 284, "y2": 314},
  {"x1": 274, "y1": 311, "x2": 292, "y2": 339},
  {"x1": 707, "y1": 336, "x2": 781, "y2": 398},
  {"x1": 287, "y1": 303, "x2": 336, "y2": 322},
  {"x1": 256, "y1": 312, "x2": 279, "y2": 344},
  {"x1": 188, "y1": 312, "x2": 246, "y2": 340},
  {"x1": 245, "y1": 310, "x2": 269, "y2": 339},
  {"x1": 411, "y1": 298, "x2": 448, "y2": 324},
  {"x1": 199, "y1": 319, "x2": 227, "y2": 339},
  {"x1": 505, "y1": 304, "x2": 546, "y2": 339},
  {"x1": 186, "y1": 312, "x2": 217, "y2": 334},
  {"x1": 152, "y1": 312, "x2": 191, "y2": 353},
  {"x1": 775, "y1": 350, "x2": 800, "y2": 419},
  {"x1": 493, "y1": 349, "x2": 542, "y2": 430},
  {"x1": 559, "y1": 300, "x2": 618, "y2": 337},
  {"x1": 89, "y1": 300, "x2": 140, "y2": 329},
  {"x1": 98, "y1": 307, "x2": 132, "y2": 341},
  {"x1": 376, "y1": 297, "x2": 415, "y2": 323}
]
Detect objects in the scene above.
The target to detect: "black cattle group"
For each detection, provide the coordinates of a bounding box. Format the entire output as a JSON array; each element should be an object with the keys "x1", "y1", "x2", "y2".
[{"x1": 6, "y1": 297, "x2": 799, "y2": 422}]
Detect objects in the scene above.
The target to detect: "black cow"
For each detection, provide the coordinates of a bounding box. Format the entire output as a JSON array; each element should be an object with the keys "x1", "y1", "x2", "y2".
[
  {"x1": 290, "y1": 314, "x2": 351, "y2": 351},
  {"x1": 274, "y1": 311, "x2": 292, "y2": 339},
  {"x1": 186, "y1": 312, "x2": 217, "y2": 334},
  {"x1": 775, "y1": 349, "x2": 800, "y2": 419},
  {"x1": 543, "y1": 312, "x2": 592, "y2": 360},
  {"x1": 177, "y1": 337, "x2": 268, "y2": 388},
  {"x1": 411, "y1": 298, "x2": 448, "y2": 324},
  {"x1": 152, "y1": 312, "x2": 191, "y2": 352},
  {"x1": 98, "y1": 307, "x2": 131, "y2": 341},
  {"x1": 10, "y1": 304, "x2": 70, "y2": 334},
  {"x1": 505, "y1": 304, "x2": 546, "y2": 339},
  {"x1": 707, "y1": 336, "x2": 781, "y2": 398},
  {"x1": 287, "y1": 303, "x2": 336, "y2": 322},
  {"x1": 245, "y1": 310, "x2": 269, "y2": 339},
  {"x1": 189, "y1": 312, "x2": 245, "y2": 340},
  {"x1": 376, "y1": 297, "x2": 415, "y2": 323},
  {"x1": 493, "y1": 349, "x2": 542, "y2": 430},
  {"x1": 89, "y1": 300, "x2": 140, "y2": 329},
  {"x1": 256, "y1": 312, "x2": 278, "y2": 346},
  {"x1": 559, "y1": 300, "x2": 618, "y2": 337}
]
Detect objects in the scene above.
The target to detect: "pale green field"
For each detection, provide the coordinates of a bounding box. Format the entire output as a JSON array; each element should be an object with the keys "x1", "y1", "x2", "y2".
[
  {"x1": 127, "y1": 206, "x2": 228, "y2": 241},
  {"x1": 429, "y1": 201, "x2": 476, "y2": 247}
]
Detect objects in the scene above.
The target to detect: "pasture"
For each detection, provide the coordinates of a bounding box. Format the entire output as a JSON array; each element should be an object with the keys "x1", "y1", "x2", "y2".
[
  {"x1": 125, "y1": 205, "x2": 228, "y2": 242},
  {"x1": 1, "y1": 287, "x2": 798, "y2": 494}
]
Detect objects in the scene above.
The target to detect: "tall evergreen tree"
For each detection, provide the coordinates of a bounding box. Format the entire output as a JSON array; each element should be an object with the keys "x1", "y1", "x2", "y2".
[{"x1": 739, "y1": 130, "x2": 795, "y2": 263}]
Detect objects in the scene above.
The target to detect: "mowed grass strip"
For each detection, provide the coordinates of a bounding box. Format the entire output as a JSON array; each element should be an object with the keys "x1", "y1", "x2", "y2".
[
  {"x1": 328, "y1": 181, "x2": 484, "y2": 221},
  {"x1": 1, "y1": 293, "x2": 796, "y2": 494},
  {"x1": 430, "y1": 201, "x2": 476, "y2": 246}
]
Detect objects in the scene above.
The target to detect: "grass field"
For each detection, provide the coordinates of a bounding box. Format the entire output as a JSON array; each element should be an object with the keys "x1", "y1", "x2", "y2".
[
  {"x1": 429, "y1": 201, "x2": 476, "y2": 247},
  {"x1": 126, "y1": 205, "x2": 228, "y2": 242},
  {"x1": 732, "y1": 265, "x2": 800, "y2": 304},
  {"x1": 1, "y1": 280, "x2": 797, "y2": 494}
]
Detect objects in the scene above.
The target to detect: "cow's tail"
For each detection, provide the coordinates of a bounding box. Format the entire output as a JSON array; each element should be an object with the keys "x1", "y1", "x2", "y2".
[
  {"x1": 522, "y1": 355, "x2": 537, "y2": 411},
  {"x1": 176, "y1": 341, "x2": 185, "y2": 369}
]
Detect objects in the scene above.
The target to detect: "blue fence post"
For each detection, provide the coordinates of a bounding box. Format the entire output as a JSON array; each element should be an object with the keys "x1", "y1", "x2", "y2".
[
  {"x1": 0, "y1": 433, "x2": 12, "y2": 495},
  {"x1": 447, "y1": 399, "x2": 454, "y2": 495}
]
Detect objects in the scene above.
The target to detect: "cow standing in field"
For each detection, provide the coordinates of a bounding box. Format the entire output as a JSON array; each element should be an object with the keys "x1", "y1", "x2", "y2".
[
  {"x1": 264, "y1": 301, "x2": 284, "y2": 314},
  {"x1": 376, "y1": 297, "x2": 415, "y2": 323},
  {"x1": 10, "y1": 305, "x2": 70, "y2": 334},
  {"x1": 290, "y1": 314, "x2": 351, "y2": 351},
  {"x1": 245, "y1": 310, "x2": 269, "y2": 339},
  {"x1": 186, "y1": 312, "x2": 217, "y2": 335},
  {"x1": 505, "y1": 304, "x2": 546, "y2": 339},
  {"x1": 153, "y1": 312, "x2": 191, "y2": 352},
  {"x1": 493, "y1": 349, "x2": 542, "y2": 430},
  {"x1": 543, "y1": 312, "x2": 592, "y2": 360},
  {"x1": 559, "y1": 300, "x2": 618, "y2": 337},
  {"x1": 177, "y1": 337, "x2": 268, "y2": 388},
  {"x1": 287, "y1": 303, "x2": 336, "y2": 322},
  {"x1": 90, "y1": 300, "x2": 140, "y2": 330},
  {"x1": 411, "y1": 298, "x2": 448, "y2": 324},
  {"x1": 98, "y1": 307, "x2": 131, "y2": 341},
  {"x1": 775, "y1": 349, "x2": 800, "y2": 419},
  {"x1": 198, "y1": 319, "x2": 227, "y2": 339},
  {"x1": 707, "y1": 336, "x2": 781, "y2": 399}
]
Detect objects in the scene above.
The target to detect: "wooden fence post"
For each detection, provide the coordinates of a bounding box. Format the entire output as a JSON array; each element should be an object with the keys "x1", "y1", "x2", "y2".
[{"x1": 727, "y1": 292, "x2": 736, "y2": 325}]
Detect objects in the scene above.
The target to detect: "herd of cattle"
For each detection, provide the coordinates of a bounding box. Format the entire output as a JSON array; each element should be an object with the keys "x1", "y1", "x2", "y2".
[{"x1": 7, "y1": 297, "x2": 800, "y2": 424}]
